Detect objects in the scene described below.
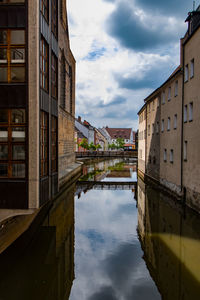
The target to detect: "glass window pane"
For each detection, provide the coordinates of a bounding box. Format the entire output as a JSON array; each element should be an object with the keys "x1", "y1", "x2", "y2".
[
  {"x1": 0, "y1": 49, "x2": 7, "y2": 63},
  {"x1": 0, "y1": 145, "x2": 8, "y2": 159},
  {"x1": 11, "y1": 48, "x2": 25, "y2": 63},
  {"x1": 11, "y1": 66, "x2": 25, "y2": 82},
  {"x1": 0, "y1": 127, "x2": 8, "y2": 141},
  {"x1": 0, "y1": 164, "x2": 8, "y2": 177},
  {"x1": 0, "y1": 110, "x2": 8, "y2": 123},
  {"x1": 11, "y1": 109, "x2": 25, "y2": 123},
  {"x1": 12, "y1": 127, "x2": 25, "y2": 141},
  {"x1": 12, "y1": 164, "x2": 25, "y2": 178},
  {"x1": 0, "y1": 67, "x2": 7, "y2": 82},
  {"x1": 0, "y1": 31, "x2": 7, "y2": 44},
  {"x1": 12, "y1": 145, "x2": 25, "y2": 160},
  {"x1": 10, "y1": 30, "x2": 25, "y2": 44}
]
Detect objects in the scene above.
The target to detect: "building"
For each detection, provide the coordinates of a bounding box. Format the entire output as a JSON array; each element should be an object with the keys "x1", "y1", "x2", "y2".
[
  {"x1": 138, "y1": 6, "x2": 200, "y2": 213},
  {"x1": 0, "y1": 0, "x2": 76, "y2": 209},
  {"x1": 103, "y1": 127, "x2": 135, "y2": 148}
]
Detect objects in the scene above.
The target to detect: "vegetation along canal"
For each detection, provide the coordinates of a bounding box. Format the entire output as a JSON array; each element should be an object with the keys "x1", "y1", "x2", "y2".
[{"x1": 0, "y1": 159, "x2": 199, "y2": 299}]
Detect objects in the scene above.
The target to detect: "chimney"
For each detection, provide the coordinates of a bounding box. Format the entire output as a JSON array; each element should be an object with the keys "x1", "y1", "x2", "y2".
[{"x1": 78, "y1": 116, "x2": 81, "y2": 122}]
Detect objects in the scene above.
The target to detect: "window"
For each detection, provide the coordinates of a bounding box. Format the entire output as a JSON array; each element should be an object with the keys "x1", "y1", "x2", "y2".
[
  {"x1": 51, "y1": 52, "x2": 58, "y2": 99},
  {"x1": 148, "y1": 103, "x2": 151, "y2": 113},
  {"x1": 170, "y1": 149, "x2": 174, "y2": 163},
  {"x1": 164, "y1": 149, "x2": 167, "y2": 162},
  {"x1": 157, "y1": 97, "x2": 160, "y2": 108},
  {"x1": 185, "y1": 64, "x2": 188, "y2": 82},
  {"x1": 152, "y1": 100, "x2": 155, "y2": 111},
  {"x1": 156, "y1": 121, "x2": 159, "y2": 134},
  {"x1": 184, "y1": 105, "x2": 187, "y2": 123},
  {"x1": 41, "y1": 0, "x2": 49, "y2": 21},
  {"x1": 184, "y1": 141, "x2": 187, "y2": 161},
  {"x1": 175, "y1": 80, "x2": 178, "y2": 97},
  {"x1": 40, "y1": 37, "x2": 49, "y2": 92},
  {"x1": 174, "y1": 114, "x2": 177, "y2": 129},
  {"x1": 168, "y1": 87, "x2": 171, "y2": 101},
  {"x1": 60, "y1": 52, "x2": 66, "y2": 109},
  {"x1": 152, "y1": 123, "x2": 154, "y2": 134},
  {"x1": 189, "y1": 102, "x2": 193, "y2": 121},
  {"x1": 162, "y1": 92, "x2": 165, "y2": 104},
  {"x1": 0, "y1": 0, "x2": 25, "y2": 3},
  {"x1": 51, "y1": 0, "x2": 58, "y2": 38},
  {"x1": 167, "y1": 117, "x2": 171, "y2": 131},
  {"x1": 0, "y1": 30, "x2": 25, "y2": 83},
  {"x1": 161, "y1": 119, "x2": 164, "y2": 132},
  {"x1": 0, "y1": 109, "x2": 26, "y2": 178},
  {"x1": 51, "y1": 116, "x2": 57, "y2": 172},
  {"x1": 40, "y1": 111, "x2": 48, "y2": 177},
  {"x1": 190, "y1": 59, "x2": 194, "y2": 78},
  {"x1": 69, "y1": 65, "x2": 73, "y2": 114}
]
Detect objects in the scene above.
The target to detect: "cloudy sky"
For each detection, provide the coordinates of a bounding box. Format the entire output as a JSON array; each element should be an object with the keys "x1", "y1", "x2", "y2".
[{"x1": 68, "y1": 0, "x2": 196, "y2": 130}]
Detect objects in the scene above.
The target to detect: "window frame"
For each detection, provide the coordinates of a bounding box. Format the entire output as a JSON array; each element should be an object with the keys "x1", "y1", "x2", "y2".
[
  {"x1": 40, "y1": 37, "x2": 49, "y2": 92},
  {"x1": 40, "y1": 111, "x2": 48, "y2": 177}
]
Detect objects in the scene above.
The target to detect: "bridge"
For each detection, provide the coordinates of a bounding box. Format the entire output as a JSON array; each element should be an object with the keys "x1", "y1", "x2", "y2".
[
  {"x1": 76, "y1": 181, "x2": 137, "y2": 195},
  {"x1": 76, "y1": 151, "x2": 138, "y2": 159}
]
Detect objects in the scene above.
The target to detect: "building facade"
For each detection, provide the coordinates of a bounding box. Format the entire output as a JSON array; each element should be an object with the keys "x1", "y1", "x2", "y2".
[
  {"x1": 0, "y1": 0, "x2": 76, "y2": 209},
  {"x1": 138, "y1": 6, "x2": 200, "y2": 213}
]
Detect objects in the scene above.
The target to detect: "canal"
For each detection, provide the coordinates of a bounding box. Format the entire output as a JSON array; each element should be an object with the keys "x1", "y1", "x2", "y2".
[{"x1": 0, "y1": 158, "x2": 199, "y2": 299}]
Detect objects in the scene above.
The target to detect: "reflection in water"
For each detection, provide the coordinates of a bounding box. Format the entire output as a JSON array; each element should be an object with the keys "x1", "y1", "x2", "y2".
[
  {"x1": 0, "y1": 184, "x2": 75, "y2": 300},
  {"x1": 137, "y1": 177, "x2": 200, "y2": 299},
  {"x1": 70, "y1": 161, "x2": 160, "y2": 300}
]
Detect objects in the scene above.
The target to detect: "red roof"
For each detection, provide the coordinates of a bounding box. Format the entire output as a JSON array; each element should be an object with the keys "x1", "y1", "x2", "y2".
[{"x1": 105, "y1": 128, "x2": 132, "y2": 139}]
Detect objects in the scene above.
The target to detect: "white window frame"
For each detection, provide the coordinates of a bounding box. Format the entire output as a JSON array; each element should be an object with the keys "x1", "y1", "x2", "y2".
[
  {"x1": 190, "y1": 59, "x2": 194, "y2": 78},
  {"x1": 167, "y1": 117, "x2": 171, "y2": 131},
  {"x1": 174, "y1": 114, "x2": 177, "y2": 129},
  {"x1": 189, "y1": 102, "x2": 193, "y2": 122},
  {"x1": 185, "y1": 64, "x2": 188, "y2": 82},
  {"x1": 170, "y1": 149, "x2": 174, "y2": 163},
  {"x1": 184, "y1": 105, "x2": 187, "y2": 123},
  {"x1": 175, "y1": 80, "x2": 178, "y2": 97},
  {"x1": 168, "y1": 87, "x2": 171, "y2": 101}
]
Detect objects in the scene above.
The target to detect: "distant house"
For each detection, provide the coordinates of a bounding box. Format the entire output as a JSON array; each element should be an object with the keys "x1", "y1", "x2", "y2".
[{"x1": 103, "y1": 127, "x2": 135, "y2": 149}]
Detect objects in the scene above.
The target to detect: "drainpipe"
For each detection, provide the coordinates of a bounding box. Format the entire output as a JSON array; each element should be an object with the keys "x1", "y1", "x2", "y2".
[
  {"x1": 145, "y1": 105, "x2": 147, "y2": 177},
  {"x1": 181, "y1": 44, "x2": 184, "y2": 195}
]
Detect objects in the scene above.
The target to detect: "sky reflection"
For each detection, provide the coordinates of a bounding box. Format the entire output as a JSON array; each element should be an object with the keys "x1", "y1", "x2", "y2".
[{"x1": 69, "y1": 188, "x2": 160, "y2": 300}]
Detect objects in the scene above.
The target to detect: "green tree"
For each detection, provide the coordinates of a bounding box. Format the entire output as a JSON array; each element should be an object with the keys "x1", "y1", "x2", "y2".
[
  {"x1": 116, "y1": 138, "x2": 125, "y2": 150},
  {"x1": 89, "y1": 142, "x2": 96, "y2": 150},
  {"x1": 96, "y1": 144, "x2": 102, "y2": 151},
  {"x1": 108, "y1": 143, "x2": 116, "y2": 150},
  {"x1": 79, "y1": 138, "x2": 89, "y2": 150}
]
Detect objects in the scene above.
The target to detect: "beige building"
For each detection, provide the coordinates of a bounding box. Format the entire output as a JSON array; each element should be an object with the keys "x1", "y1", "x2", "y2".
[
  {"x1": 0, "y1": 0, "x2": 76, "y2": 209},
  {"x1": 138, "y1": 6, "x2": 200, "y2": 213}
]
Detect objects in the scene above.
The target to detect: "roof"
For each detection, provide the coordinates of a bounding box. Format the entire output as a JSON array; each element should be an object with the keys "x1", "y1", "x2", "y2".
[
  {"x1": 75, "y1": 126, "x2": 87, "y2": 139},
  {"x1": 104, "y1": 128, "x2": 132, "y2": 139}
]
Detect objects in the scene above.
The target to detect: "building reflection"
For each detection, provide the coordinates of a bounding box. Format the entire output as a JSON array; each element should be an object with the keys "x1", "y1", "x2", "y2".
[
  {"x1": 137, "y1": 177, "x2": 200, "y2": 299},
  {"x1": 0, "y1": 184, "x2": 75, "y2": 300}
]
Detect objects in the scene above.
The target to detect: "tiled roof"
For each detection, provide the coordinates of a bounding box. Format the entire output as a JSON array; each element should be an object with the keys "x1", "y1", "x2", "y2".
[{"x1": 105, "y1": 128, "x2": 132, "y2": 139}]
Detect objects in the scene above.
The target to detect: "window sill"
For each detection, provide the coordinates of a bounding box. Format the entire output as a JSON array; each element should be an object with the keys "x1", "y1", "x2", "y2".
[
  {"x1": 189, "y1": 119, "x2": 193, "y2": 122},
  {"x1": 190, "y1": 75, "x2": 194, "y2": 79},
  {"x1": 184, "y1": 80, "x2": 188, "y2": 83}
]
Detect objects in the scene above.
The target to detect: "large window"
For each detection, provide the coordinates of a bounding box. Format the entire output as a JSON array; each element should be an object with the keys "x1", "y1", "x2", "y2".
[
  {"x1": 51, "y1": 116, "x2": 57, "y2": 173},
  {"x1": 40, "y1": 37, "x2": 49, "y2": 92},
  {"x1": 40, "y1": 111, "x2": 48, "y2": 177},
  {"x1": 0, "y1": 109, "x2": 26, "y2": 178},
  {"x1": 0, "y1": 30, "x2": 25, "y2": 83},
  {"x1": 51, "y1": 0, "x2": 58, "y2": 38},
  {"x1": 41, "y1": 0, "x2": 49, "y2": 21},
  {"x1": 0, "y1": 0, "x2": 25, "y2": 3},
  {"x1": 51, "y1": 52, "x2": 58, "y2": 99}
]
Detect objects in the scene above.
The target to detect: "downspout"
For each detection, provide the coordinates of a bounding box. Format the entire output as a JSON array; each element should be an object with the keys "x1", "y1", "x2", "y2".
[
  {"x1": 145, "y1": 105, "x2": 147, "y2": 176},
  {"x1": 181, "y1": 44, "x2": 184, "y2": 195}
]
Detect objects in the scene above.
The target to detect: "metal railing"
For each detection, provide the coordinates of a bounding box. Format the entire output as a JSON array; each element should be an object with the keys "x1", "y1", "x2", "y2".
[{"x1": 76, "y1": 150, "x2": 138, "y2": 158}]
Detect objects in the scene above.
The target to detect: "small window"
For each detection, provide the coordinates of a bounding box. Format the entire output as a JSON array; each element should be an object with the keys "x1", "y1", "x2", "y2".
[
  {"x1": 184, "y1": 141, "x2": 187, "y2": 161},
  {"x1": 185, "y1": 64, "x2": 188, "y2": 82},
  {"x1": 164, "y1": 149, "x2": 167, "y2": 162},
  {"x1": 148, "y1": 124, "x2": 150, "y2": 136},
  {"x1": 189, "y1": 102, "x2": 193, "y2": 122},
  {"x1": 168, "y1": 87, "x2": 171, "y2": 101},
  {"x1": 162, "y1": 92, "x2": 165, "y2": 104},
  {"x1": 41, "y1": 0, "x2": 49, "y2": 21},
  {"x1": 170, "y1": 149, "x2": 174, "y2": 163},
  {"x1": 174, "y1": 114, "x2": 177, "y2": 129},
  {"x1": 175, "y1": 80, "x2": 178, "y2": 97},
  {"x1": 167, "y1": 117, "x2": 171, "y2": 131},
  {"x1": 184, "y1": 105, "x2": 187, "y2": 123},
  {"x1": 190, "y1": 59, "x2": 194, "y2": 78},
  {"x1": 161, "y1": 119, "x2": 164, "y2": 132},
  {"x1": 152, "y1": 123, "x2": 154, "y2": 134},
  {"x1": 156, "y1": 121, "x2": 159, "y2": 134}
]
